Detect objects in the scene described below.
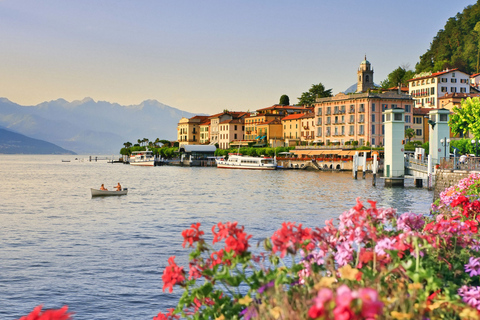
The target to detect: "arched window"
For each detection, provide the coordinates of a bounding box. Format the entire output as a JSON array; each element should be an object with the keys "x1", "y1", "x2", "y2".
[
  {"x1": 365, "y1": 75, "x2": 369, "y2": 83},
  {"x1": 359, "y1": 76, "x2": 361, "y2": 81}
]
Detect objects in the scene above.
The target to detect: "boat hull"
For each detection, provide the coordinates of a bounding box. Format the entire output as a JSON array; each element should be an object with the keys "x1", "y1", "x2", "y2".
[
  {"x1": 91, "y1": 188, "x2": 128, "y2": 197},
  {"x1": 215, "y1": 155, "x2": 277, "y2": 170},
  {"x1": 216, "y1": 163, "x2": 276, "y2": 170},
  {"x1": 129, "y1": 161, "x2": 154, "y2": 166}
]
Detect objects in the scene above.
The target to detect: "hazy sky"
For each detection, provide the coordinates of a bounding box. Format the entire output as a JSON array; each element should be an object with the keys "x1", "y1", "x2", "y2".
[{"x1": 0, "y1": 0, "x2": 475, "y2": 114}]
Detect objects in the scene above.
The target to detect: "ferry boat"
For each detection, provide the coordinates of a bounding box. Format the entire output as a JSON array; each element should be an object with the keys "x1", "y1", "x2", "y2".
[
  {"x1": 215, "y1": 154, "x2": 277, "y2": 170},
  {"x1": 129, "y1": 149, "x2": 155, "y2": 166}
]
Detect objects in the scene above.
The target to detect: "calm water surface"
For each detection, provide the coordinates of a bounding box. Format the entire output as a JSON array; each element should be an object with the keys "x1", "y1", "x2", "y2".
[{"x1": 0, "y1": 155, "x2": 433, "y2": 319}]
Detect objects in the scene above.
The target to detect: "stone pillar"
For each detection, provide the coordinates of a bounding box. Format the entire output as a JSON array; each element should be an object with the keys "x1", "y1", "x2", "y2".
[
  {"x1": 428, "y1": 109, "x2": 450, "y2": 165},
  {"x1": 383, "y1": 108, "x2": 405, "y2": 187}
]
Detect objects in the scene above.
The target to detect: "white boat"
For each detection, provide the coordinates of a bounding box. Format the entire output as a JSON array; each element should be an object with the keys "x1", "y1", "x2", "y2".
[
  {"x1": 215, "y1": 154, "x2": 277, "y2": 170},
  {"x1": 91, "y1": 188, "x2": 128, "y2": 197},
  {"x1": 129, "y1": 149, "x2": 155, "y2": 166}
]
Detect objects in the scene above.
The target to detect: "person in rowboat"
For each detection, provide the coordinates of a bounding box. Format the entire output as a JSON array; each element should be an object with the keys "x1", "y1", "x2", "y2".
[
  {"x1": 115, "y1": 183, "x2": 122, "y2": 191},
  {"x1": 100, "y1": 184, "x2": 108, "y2": 191}
]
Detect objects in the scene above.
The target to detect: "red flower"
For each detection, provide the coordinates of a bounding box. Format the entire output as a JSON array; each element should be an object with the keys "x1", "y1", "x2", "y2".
[
  {"x1": 153, "y1": 308, "x2": 179, "y2": 320},
  {"x1": 182, "y1": 223, "x2": 204, "y2": 248},
  {"x1": 17, "y1": 305, "x2": 72, "y2": 320},
  {"x1": 211, "y1": 222, "x2": 252, "y2": 256},
  {"x1": 271, "y1": 222, "x2": 313, "y2": 257},
  {"x1": 162, "y1": 256, "x2": 185, "y2": 293}
]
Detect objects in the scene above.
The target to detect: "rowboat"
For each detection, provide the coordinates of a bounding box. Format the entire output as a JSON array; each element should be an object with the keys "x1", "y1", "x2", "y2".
[{"x1": 91, "y1": 188, "x2": 128, "y2": 197}]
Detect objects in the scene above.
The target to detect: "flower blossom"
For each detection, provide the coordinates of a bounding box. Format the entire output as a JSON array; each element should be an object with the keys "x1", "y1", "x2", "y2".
[
  {"x1": 271, "y1": 222, "x2": 313, "y2": 258},
  {"x1": 162, "y1": 256, "x2": 185, "y2": 293},
  {"x1": 458, "y1": 285, "x2": 480, "y2": 310},
  {"x1": 465, "y1": 257, "x2": 480, "y2": 277},
  {"x1": 182, "y1": 223, "x2": 204, "y2": 248},
  {"x1": 375, "y1": 237, "x2": 397, "y2": 257},
  {"x1": 17, "y1": 305, "x2": 72, "y2": 320}
]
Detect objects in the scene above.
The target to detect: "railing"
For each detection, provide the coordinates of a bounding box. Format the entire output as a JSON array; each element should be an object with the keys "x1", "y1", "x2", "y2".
[{"x1": 438, "y1": 157, "x2": 480, "y2": 171}]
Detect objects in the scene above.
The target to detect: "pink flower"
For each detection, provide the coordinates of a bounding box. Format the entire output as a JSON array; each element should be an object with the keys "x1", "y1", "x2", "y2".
[
  {"x1": 334, "y1": 242, "x2": 353, "y2": 266},
  {"x1": 358, "y1": 288, "x2": 383, "y2": 318},
  {"x1": 465, "y1": 257, "x2": 480, "y2": 277}
]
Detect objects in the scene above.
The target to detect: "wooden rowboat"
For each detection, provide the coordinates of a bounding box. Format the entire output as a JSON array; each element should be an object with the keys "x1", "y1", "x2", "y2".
[{"x1": 91, "y1": 188, "x2": 128, "y2": 197}]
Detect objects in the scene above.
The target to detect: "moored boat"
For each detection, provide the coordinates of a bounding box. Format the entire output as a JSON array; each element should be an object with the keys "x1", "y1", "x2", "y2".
[
  {"x1": 215, "y1": 154, "x2": 277, "y2": 170},
  {"x1": 91, "y1": 188, "x2": 128, "y2": 197},
  {"x1": 129, "y1": 149, "x2": 154, "y2": 166}
]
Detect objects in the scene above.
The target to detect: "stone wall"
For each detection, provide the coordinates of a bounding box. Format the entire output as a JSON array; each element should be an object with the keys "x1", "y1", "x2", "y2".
[{"x1": 433, "y1": 170, "x2": 476, "y2": 200}]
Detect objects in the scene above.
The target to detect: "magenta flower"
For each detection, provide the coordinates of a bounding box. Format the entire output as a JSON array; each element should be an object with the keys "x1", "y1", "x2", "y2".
[
  {"x1": 458, "y1": 285, "x2": 480, "y2": 310},
  {"x1": 465, "y1": 257, "x2": 480, "y2": 277}
]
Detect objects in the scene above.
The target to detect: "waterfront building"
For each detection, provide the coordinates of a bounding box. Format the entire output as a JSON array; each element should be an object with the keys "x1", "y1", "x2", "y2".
[
  {"x1": 209, "y1": 111, "x2": 248, "y2": 146},
  {"x1": 314, "y1": 58, "x2": 414, "y2": 147},
  {"x1": 199, "y1": 119, "x2": 211, "y2": 144},
  {"x1": 300, "y1": 112, "x2": 315, "y2": 144},
  {"x1": 438, "y1": 92, "x2": 480, "y2": 110},
  {"x1": 281, "y1": 113, "x2": 304, "y2": 146},
  {"x1": 407, "y1": 68, "x2": 470, "y2": 108},
  {"x1": 255, "y1": 119, "x2": 283, "y2": 147},
  {"x1": 412, "y1": 107, "x2": 430, "y2": 143},
  {"x1": 177, "y1": 116, "x2": 210, "y2": 145},
  {"x1": 244, "y1": 105, "x2": 308, "y2": 145},
  {"x1": 218, "y1": 118, "x2": 246, "y2": 149}
]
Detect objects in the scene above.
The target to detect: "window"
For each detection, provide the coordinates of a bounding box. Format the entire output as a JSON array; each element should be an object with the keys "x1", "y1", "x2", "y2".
[
  {"x1": 234, "y1": 133, "x2": 237, "y2": 139},
  {"x1": 386, "y1": 114, "x2": 391, "y2": 121},
  {"x1": 405, "y1": 115, "x2": 411, "y2": 123},
  {"x1": 382, "y1": 114, "x2": 385, "y2": 122},
  {"x1": 359, "y1": 114, "x2": 365, "y2": 123},
  {"x1": 372, "y1": 114, "x2": 375, "y2": 122},
  {"x1": 441, "y1": 87, "x2": 448, "y2": 92},
  {"x1": 359, "y1": 125, "x2": 364, "y2": 135},
  {"x1": 365, "y1": 75, "x2": 370, "y2": 82},
  {"x1": 349, "y1": 115, "x2": 354, "y2": 123},
  {"x1": 451, "y1": 78, "x2": 457, "y2": 83},
  {"x1": 416, "y1": 129, "x2": 422, "y2": 136},
  {"x1": 359, "y1": 104, "x2": 365, "y2": 112},
  {"x1": 460, "y1": 87, "x2": 467, "y2": 93},
  {"x1": 394, "y1": 113, "x2": 402, "y2": 121},
  {"x1": 372, "y1": 103, "x2": 375, "y2": 112},
  {"x1": 326, "y1": 107, "x2": 331, "y2": 115},
  {"x1": 440, "y1": 114, "x2": 448, "y2": 121},
  {"x1": 452, "y1": 73, "x2": 455, "y2": 78},
  {"x1": 405, "y1": 105, "x2": 411, "y2": 113},
  {"x1": 451, "y1": 87, "x2": 457, "y2": 93},
  {"x1": 341, "y1": 126, "x2": 345, "y2": 135},
  {"x1": 234, "y1": 125, "x2": 237, "y2": 130},
  {"x1": 382, "y1": 125, "x2": 385, "y2": 134},
  {"x1": 317, "y1": 128, "x2": 322, "y2": 136},
  {"x1": 432, "y1": 78, "x2": 435, "y2": 83},
  {"x1": 382, "y1": 104, "x2": 388, "y2": 111},
  {"x1": 371, "y1": 125, "x2": 375, "y2": 134},
  {"x1": 431, "y1": 87, "x2": 435, "y2": 95},
  {"x1": 391, "y1": 104, "x2": 397, "y2": 109},
  {"x1": 441, "y1": 78, "x2": 447, "y2": 83},
  {"x1": 349, "y1": 126, "x2": 354, "y2": 135}
]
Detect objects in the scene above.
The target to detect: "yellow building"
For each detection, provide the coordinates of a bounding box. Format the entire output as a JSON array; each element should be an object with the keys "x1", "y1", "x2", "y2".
[
  {"x1": 177, "y1": 116, "x2": 209, "y2": 145},
  {"x1": 281, "y1": 113, "x2": 304, "y2": 146},
  {"x1": 256, "y1": 119, "x2": 283, "y2": 147},
  {"x1": 199, "y1": 119, "x2": 211, "y2": 144}
]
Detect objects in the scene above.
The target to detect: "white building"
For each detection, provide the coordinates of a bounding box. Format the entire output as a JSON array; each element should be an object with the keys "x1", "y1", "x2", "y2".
[{"x1": 408, "y1": 68, "x2": 470, "y2": 108}]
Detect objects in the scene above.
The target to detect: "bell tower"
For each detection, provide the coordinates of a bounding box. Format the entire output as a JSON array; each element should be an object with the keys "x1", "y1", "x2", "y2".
[{"x1": 357, "y1": 55, "x2": 374, "y2": 92}]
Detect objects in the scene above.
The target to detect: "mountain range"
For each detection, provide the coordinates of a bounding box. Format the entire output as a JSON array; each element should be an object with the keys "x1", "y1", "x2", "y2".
[{"x1": 0, "y1": 98, "x2": 198, "y2": 154}]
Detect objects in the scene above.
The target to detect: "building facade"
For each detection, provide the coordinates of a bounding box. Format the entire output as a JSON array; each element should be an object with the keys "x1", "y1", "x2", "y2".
[
  {"x1": 177, "y1": 116, "x2": 210, "y2": 145},
  {"x1": 408, "y1": 68, "x2": 470, "y2": 108}
]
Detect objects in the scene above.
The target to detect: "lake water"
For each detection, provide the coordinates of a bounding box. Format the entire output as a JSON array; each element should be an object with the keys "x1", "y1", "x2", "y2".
[{"x1": 0, "y1": 155, "x2": 433, "y2": 320}]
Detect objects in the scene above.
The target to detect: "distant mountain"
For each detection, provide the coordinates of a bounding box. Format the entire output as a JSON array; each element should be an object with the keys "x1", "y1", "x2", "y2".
[
  {"x1": 0, "y1": 98, "x2": 198, "y2": 154},
  {"x1": 0, "y1": 127, "x2": 76, "y2": 154}
]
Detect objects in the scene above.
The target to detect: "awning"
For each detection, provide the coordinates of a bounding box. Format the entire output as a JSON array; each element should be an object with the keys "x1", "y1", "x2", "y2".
[
  {"x1": 322, "y1": 149, "x2": 342, "y2": 155},
  {"x1": 309, "y1": 150, "x2": 325, "y2": 156},
  {"x1": 260, "y1": 136, "x2": 266, "y2": 139},
  {"x1": 255, "y1": 136, "x2": 260, "y2": 139}
]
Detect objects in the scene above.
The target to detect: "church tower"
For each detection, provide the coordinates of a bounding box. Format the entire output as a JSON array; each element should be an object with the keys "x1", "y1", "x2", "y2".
[{"x1": 356, "y1": 55, "x2": 374, "y2": 93}]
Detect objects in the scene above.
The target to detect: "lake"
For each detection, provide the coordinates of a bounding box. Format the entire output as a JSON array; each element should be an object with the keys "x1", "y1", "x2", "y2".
[{"x1": 0, "y1": 155, "x2": 433, "y2": 320}]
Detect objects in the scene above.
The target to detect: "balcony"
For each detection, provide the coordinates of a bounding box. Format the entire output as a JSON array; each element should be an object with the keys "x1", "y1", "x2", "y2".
[
  {"x1": 349, "y1": 108, "x2": 355, "y2": 114},
  {"x1": 359, "y1": 107, "x2": 365, "y2": 113},
  {"x1": 326, "y1": 111, "x2": 331, "y2": 115}
]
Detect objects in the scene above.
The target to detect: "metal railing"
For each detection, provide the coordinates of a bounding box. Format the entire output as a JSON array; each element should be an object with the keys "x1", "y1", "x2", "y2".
[{"x1": 438, "y1": 157, "x2": 480, "y2": 171}]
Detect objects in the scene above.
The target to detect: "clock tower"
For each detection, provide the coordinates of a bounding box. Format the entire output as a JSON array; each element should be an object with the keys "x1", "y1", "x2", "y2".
[{"x1": 357, "y1": 55, "x2": 374, "y2": 92}]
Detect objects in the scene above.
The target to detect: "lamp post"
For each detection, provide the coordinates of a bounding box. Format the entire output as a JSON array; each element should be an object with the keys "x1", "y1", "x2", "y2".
[
  {"x1": 472, "y1": 139, "x2": 479, "y2": 157},
  {"x1": 440, "y1": 137, "x2": 450, "y2": 161}
]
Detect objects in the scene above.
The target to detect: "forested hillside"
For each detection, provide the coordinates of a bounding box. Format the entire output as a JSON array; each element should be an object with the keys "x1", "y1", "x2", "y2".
[{"x1": 416, "y1": 1, "x2": 480, "y2": 74}]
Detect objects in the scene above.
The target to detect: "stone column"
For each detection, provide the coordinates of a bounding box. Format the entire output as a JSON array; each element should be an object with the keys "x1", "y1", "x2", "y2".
[{"x1": 383, "y1": 108, "x2": 405, "y2": 187}]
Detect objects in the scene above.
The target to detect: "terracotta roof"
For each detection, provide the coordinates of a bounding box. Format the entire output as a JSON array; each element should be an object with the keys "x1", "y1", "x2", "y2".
[
  {"x1": 190, "y1": 115, "x2": 210, "y2": 121},
  {"x1": 413, "y1": 107, "x2": 432, "y2": 115},
  {"x1": 208, "y1": 111, "x2": 248, "y2": 119},
  {"x1": 200, "y1": 119, "x2": 211, "y2": 125},
  {"x1": 438, "y1": 93, "x2": 480, "y2": 100},
  {"x1": 408, "y1": 68, "x2": 460, "y2": 82},
  {"x1": 219, "y1": 119, "x2": 244, "y2": 124},
  {"x1": 300, "y1": 112, "x2": 315, "y2": 119},
  {"x1": 256, "y1": 104, "x2": 308, "y2": 112},
  {"x1": 281, "y1": 113, "x2": 305, "y2": 121},
  {"x1": 471, "y1": 73, "x2": 480, "y2": 78},
  {"x1": 257, "y1": 119, "x2": 282, "y2": 125}
]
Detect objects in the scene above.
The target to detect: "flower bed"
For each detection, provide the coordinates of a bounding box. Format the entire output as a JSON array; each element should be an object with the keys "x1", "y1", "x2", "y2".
[{"x1": 17, "y1": 174, "x2": 480, "y2": 320}]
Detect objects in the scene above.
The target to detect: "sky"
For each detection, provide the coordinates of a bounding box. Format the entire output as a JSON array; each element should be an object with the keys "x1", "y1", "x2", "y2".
[{"x1": 0, "y1": 0, "x2": 476, "y2": 114}]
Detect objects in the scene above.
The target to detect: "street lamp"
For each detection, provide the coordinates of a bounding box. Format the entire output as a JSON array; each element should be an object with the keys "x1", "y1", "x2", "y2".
[
  {"x1": 471, "y1": 139, "x2": 479, "y2": 157},
  {"x1": 440, "y1": 137, "x2": 450, "y2": 161}
]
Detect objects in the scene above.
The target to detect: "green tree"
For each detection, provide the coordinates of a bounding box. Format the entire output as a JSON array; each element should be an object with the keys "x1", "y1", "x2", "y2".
[
  {"x1": 380, "y1": 66, "x2": 415, "y2": 89},
  {"x1": 279, "y1": 95, "x2": 290, "y2": 105},
  {"x1": 450, "y1": 97, "x2": 480, "y2": 138},
  {"x1": 405, "y1": 128, "x2": 416, "y2": 143},
  {"x1": 297, "y1": 83, "x2": 332, "y2": 106}
]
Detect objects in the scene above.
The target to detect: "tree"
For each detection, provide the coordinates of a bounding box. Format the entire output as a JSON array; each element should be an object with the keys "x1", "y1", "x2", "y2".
[
  {"x1": 405, "y1": 128, "x2": 416, "y2": 143},
  {"x1": 298, "y1": 83, "x2": 332, "y2": 106},
  {"x1": 380, "y1": 66, "x2": 415, "y2": 89},
  {"x1": 279, "y1": 95, "x2": 290, "y2": 105},
  {"x1": 450, "y1": 97, "x2": 480, "y2": 139}
]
